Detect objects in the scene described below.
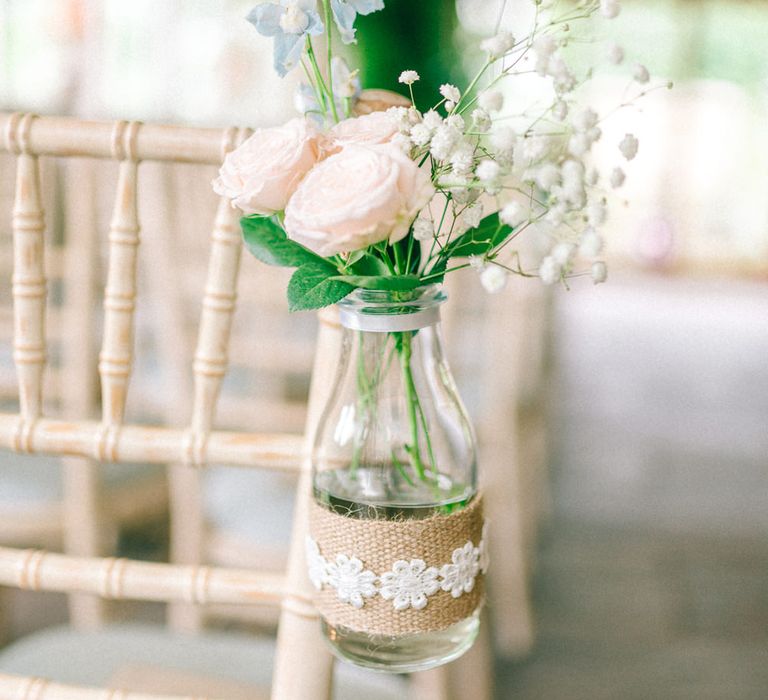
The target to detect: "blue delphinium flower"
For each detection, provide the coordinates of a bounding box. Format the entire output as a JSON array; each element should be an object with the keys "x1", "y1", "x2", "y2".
[
  {"x1": 247, "y1": 0, "x2": 324, "y2": 77},
  {"x1": 294, "y1": 57, "x2": 361, "y2": 121},
  {"x1": 330, "y1": 0, "x2": 385, "y2": 44}
]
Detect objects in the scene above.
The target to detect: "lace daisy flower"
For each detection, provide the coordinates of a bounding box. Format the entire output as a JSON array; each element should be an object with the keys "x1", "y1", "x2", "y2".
[
  {"x1": 326, "y1": 554, "x2": 377, "y2": 609},
  {"x1": 380, "y1": 559, "x2": 440, "y2": 611}
]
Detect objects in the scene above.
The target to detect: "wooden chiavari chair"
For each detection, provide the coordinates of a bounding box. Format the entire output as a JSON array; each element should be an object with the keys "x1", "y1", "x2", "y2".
[
  {"x1": 0, "y1": 146, "x2": 169, "y2": 632},
  {"x1": 0, "y1": 111, "x2": 408, "y2": 699}
]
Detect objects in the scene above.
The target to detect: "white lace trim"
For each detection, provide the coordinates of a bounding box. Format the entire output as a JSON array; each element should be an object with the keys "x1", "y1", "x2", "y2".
[{"x1": 305, "y1": 522, "x2": 489, "y2": 611}]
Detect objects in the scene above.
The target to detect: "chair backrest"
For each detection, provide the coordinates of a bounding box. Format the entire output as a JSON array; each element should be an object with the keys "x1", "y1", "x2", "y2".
[{"x1": 0, "y1": 112, "x2": 334, "y2": 700}]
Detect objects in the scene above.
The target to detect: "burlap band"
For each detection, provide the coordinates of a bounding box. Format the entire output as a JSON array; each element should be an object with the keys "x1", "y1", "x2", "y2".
[{"x1": 309, "y1": 495, "x2": 485, "y2": 637}]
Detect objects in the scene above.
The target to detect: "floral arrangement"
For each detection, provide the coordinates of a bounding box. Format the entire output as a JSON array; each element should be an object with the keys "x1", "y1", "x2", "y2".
[
  {"x1": 208, "y1": 2, "x2": 670, "y2": 667},
  {"x1": 214, "y1": 0, "x2": 664, "y2": 310}
]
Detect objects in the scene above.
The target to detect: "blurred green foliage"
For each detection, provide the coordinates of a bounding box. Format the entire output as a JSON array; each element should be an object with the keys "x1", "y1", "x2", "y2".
[{"x1": 353, "y1": 0, "x2": 466, "y2": 101}]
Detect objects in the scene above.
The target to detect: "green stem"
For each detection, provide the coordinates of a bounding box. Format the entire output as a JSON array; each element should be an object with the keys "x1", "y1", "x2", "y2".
[
  {"x1": 321, "y1": 0, "x2": 340, "y2": 123},
  {"x1": 301, "y1": 58, "x2": 326, "y2": 114},
  {"x1": 420, "y1": 263, "x2": 472, "y2": 284},
  {"x1": 392, "y1": 241, "x2": 404, "y2": 275},
  {"x1": 453, "y1": 58, "x2": 493, "y2": 116},
  {"x1": 398, "y1": 332, "x2": 429, "y2": 482},
  {"x1": 306, "y1": 36, "x2": 338, "y2": 124}
]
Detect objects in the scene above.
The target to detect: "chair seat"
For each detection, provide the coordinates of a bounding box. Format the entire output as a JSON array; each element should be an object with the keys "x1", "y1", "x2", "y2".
[{"x1": 0, "y1": 623, "x2": 406, "y2": 699}]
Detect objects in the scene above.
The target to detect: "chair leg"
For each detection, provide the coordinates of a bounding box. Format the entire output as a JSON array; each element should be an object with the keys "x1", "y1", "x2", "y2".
[
  {"x1": 167, "y1": 463, "x2": 205, "y2": 632},
  {"x1": 409, "y1": 611, "x2": 494, "y2": 700},
  {"x1": 445, "y1": 610, "x2": 494, "y2": 700},
  {"x1": 479, "y1": 284, "x2": 537, "y2": 658},
  {"x1": 484, "y1": 433, "x2": 536, "y2": 657},
  {"x1": 410, "y1": 667, "x2": 450, "y2": 700},
  {"x1": 63, "y1": 456, "x2": 108, "y2": 630},
  {"x1": 0, "y1": 587, "x2": 10, "y2": 645}
]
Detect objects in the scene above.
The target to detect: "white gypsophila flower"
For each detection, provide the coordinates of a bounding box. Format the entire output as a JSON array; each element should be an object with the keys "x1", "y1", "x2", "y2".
[
  {"x1": 633, "y1": 63, "x2": 650, "y2": 84},
  {"x1": 462, "y1": 202, "x2": 484, "y2": 229},
  {"x1": 446, "y1": 114, "x2": 466, "y2": 131},
  {"x1": 387, "y1": 106, "x2": 411, "y2": 132},
  {"x1": 561, "y1": 161, "x2": 586, "y2": 208},
  {"x1": 561, "y1": 159, "x2": 584, "y2": 188},
  {"x1": 476, "y1": 159, "x2": 501, "y2": 183},
  {"x1": 480, "y1": 264, "x2": 508, "y2": 294},
  {"x1": 552, "y1": 242, "x2": 576, "y2": 266},
  {"x1": 326, "y1": 554, "x2": 377, "y2": 609},
  {"x1": 412, "y1": 217, "x2": 434, "y2": 241},
  {"x1": 600, "y1": 0, "x2": 621, "y2": 19},
  {"x1": 390, "y1": 132, "x2": 412, "y2": 153},
  {"x1": 430, "y1": 123, "x2": 461, "y2": 160},
  {"x1": 380, "y1": 559, "x2": 440, "y2": 611},
  {"x1": 439, "y1": 541, "x2": 480, "y2": 598},
  {"x1": 480, "y1": 31, "x2": 515, "y2": 59},
  {"x1": 579, "y1": 227, "x2": 604, "y2": 257},
  {"x1": 568, "y1": 133, "x2": 590, "y2": 157},
  {"x1": 521, "y1": 135, "x2": 550, "y2": 162},
  {"x1": 573, "y1": 108, "x2": 599, "y2": 132},
  {"x1": 440, "y1": 84, "x2": 461, "y2": 103},
  {"x1": 619, "y1": 133, "x2": 639, "y2": 160},
  {"x1": 591, "y1": 260, "x2": 608, "y2": 284},
  {"x1": 610, "y1": 167, "x2": 626, "y2": 188},
  {"x1": 443, "y1": 174, "x2": 477, "y2": 204},
  {"x1": 586, "y1": 167, "x2": 599, "y2": 186},
  {"x1": 305, "y1": 537, "x2": 327, "y2": 591},
  {"x1": 552, "y1": 100, "x2": 569, "y2": 121},
  {"x1": 607, "y1": 42, "x2": 625, "y2": 65},
  {"x1": 588, "y1": 126, "x2": 603, "y2": 144},
  {"x1": 478, "y1": 90, "x2": 504, "y2": 113},
  {"x1": 539, "y1": 256, "x2": 562, "y2": 285},
  {"x1": 587, "y1": 201, "x2": 607, "y2": 226},
  {"x1": 471, "y1": 108, "x2": 491, "y2": 133},
  {"x1": 444, "y1": 100, "x2": 456, "y2": 112},
  {"x1": 545, "y1": 202, "x2": 567, "y2": 226},
  {"x1": 490, "y1": 126, "x2": 516, "y2": 158},
  {"x1": 533, "y1": 35, "x2": 558, "y2": 76},
  {"x1": 409, "y1": 123, "x2": 432, "y2": 147},
  {"x1": 548, "y1": 54, "x2": 577, "y2": 94},
  {"x1": 422, "y1": 109, "x2": 443, "y2": 131},
  {"x1": 535, "y1": 163, "x2": 560, "y2": 190},
  {"x1": 500, "y1": 201, "x2": 528, "y2": 227},
  {"x1": 469, "y1": 255, "x2": 484, "y2": 270},
  {"x1": 398, "y1": 70, "x2": 420, "y2": 85},
  {"x1": 450, "y1": 141, "x2": 475, "y2": 176}
]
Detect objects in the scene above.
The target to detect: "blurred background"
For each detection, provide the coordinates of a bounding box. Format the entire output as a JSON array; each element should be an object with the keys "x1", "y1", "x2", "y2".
[{"x1": 1, "y1": 0, "x2": 768, "y2": 698}]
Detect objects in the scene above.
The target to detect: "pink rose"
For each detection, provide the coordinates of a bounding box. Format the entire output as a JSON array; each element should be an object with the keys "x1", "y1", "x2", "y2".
[
  {"x1": 284, "y1": 144, "x2": 434, "y2": 257},
  {"x1": 213, "y1": 118, "x2": 319, "y2": 215},
  {"x1": 323, "y1": 111, "x2": 400, "y2": 156}
]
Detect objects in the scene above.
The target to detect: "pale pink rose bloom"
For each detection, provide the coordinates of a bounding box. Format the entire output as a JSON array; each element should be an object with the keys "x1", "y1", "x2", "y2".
[
  {"x1": 213, "y1": 118, "x2": 319, "y2": 215},
  {"x1": 323, "y1": 111, "x2": 400, "y2": 156},
  {"x1": 284, "y1": 144, "x2": 435, "y2": 257}
]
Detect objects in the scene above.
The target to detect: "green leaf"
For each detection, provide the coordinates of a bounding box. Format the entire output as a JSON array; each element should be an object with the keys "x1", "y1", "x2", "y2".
[
  {"x1": 241, "y1": 216, "x2": 325, "y2": 268},
  {"x1": 440, "y1": 213, "x2": 513, "y2": 261},
  {"x1": 345, "y1": 250, "x2": 367, "y2": 267},
  {"x1": 330, "y1": 274, "x2": 422, "y2": 291},
  {"x1": 287, "y1": 262, "x2": 354, "y2": 311},
  {"x1": 349, "y1": 253, "x2": 389, "y2": 277},
  {"x1": 423, "y1": 213, "x2": 514, "y2": 284}
]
